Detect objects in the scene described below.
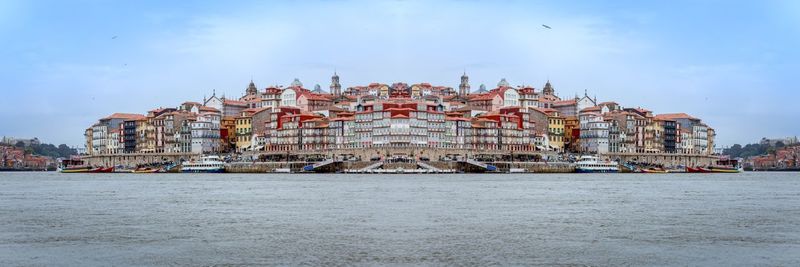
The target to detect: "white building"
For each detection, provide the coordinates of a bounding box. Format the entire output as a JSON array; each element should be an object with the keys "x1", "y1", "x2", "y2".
[
  {"x1": 579, "y1": 112, "x2": 609, "y2": 154},
  {"x1": 191, "y1": 112, "x2": 221, "y2": 154},
  {"x1": 91, "y1": 124, "x2": 108, "y2": 155}
]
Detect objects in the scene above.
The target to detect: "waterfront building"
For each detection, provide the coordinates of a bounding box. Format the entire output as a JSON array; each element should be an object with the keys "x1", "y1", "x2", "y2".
[
  {"x1": 177, "y1": 119, "x2": 193, "y2": 153},
  {"x1": 300, "y1": 117, "x2": 330, "y2": 151},
  {"x1": 235, "y1": 108, "x2": 257, "y2": 152},
  {"x1": 84, "y1": 128, "x2": 93, "y2": 156},
  {"x1": 655, "y1": 113, "x2": 711, "y2": 154},
  {"x1": 163, "y1": 111, "x2": 197, "y2": 153},
  {"x1": 122, "y1": 119, "x2": 137, "y2": 153},
  {"x1": 658, "y1": 118, "x2": 679, "y2": 153},
  {"x1": 549, "y1": 115, "x2": 565, "y2": 151},
  {"x1": 88, "y1": 113, "x2": 145, "y2": 155},
  {"x1": 472, "y1": 118, "x2": 499, "y2": 150},
  {"x1": 579, "y1": 112, "x2": 609, "y2": 154},
  {"x1": 108, "y1": 129, "x2": 121, "y2": 155},
  {"x1": 249, "y1": 108, "x2": 272, "y2": 152},
  {"x1": 191, "y1": 109, "x2": 221, "y2": 154},
  {"x1": 606, "y1": 119, "x2": 622, "y2": 153},
  {"x1": 220, "y1": 116, "x2": 236, "y2": 152},
  {"x1": 564, "y1": 116, "x2": 580, "y2": 152}
]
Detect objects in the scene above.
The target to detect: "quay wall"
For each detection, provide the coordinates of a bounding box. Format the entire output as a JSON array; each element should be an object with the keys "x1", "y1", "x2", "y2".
[
  {"x1": 502, "y1": 162, "x2": 575, "y2": 173},
  {"x1": 81, "y1": 153, "x2": 199, "y2": 167},
  {"x1": 602, "y1": 153, "x2": 719, "y2": 167}
]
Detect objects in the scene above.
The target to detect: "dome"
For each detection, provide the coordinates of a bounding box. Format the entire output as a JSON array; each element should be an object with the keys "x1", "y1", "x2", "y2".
[
  {"x1": 290, "y1": 78, "x2": 303, "y2": 88},
  {"x1": 497, "y1": 78, "x2": 510, "y2": 88}
]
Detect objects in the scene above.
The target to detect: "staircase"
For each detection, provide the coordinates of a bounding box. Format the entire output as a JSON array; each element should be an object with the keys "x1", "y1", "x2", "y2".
[
  {"x1": 417, "y1": 161, "x2": 441, "y2": 171},
  {"x1": 465, "y1": 158, "x2": 497, "y2": 171},
  {"x1": 303, "y1": 158, "x2": 337, "y2": 172},
  {"x1": 359, "y1": 161, "x2": 384, "y2": 171}
]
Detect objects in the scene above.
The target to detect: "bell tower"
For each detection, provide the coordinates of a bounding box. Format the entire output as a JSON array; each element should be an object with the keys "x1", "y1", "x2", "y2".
[
  {"x1": 459, "y1": 71, "x2": 470, "y2": 96},
  {"x1": 246, "y1": 80, "x2": 257, "y2": 95},
  {"x1": 330, "y1": 71, "x2": 341, "y2": 96},
  {"x1": 543, "y1": 80, "x2": 555, "y2": 96}
]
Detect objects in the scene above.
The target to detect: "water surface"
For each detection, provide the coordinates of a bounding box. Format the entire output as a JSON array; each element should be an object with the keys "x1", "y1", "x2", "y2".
[{"x1": 1, "y1": 172, "x2": 799, "y2": 266}]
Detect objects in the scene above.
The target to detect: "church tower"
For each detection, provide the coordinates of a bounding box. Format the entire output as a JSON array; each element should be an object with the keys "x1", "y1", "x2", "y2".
[
  {"x1": 330, "y1": 71, "x2": 341, "y2": 96},
  {"x1": 458, "y1": 72, "x2": 470, "y2": 96},
  {"x1": 543, "y1": 80, "x2": 555, "y2": 96},
  {"x1": 246, "y1": 80, "x2": 257, "y2": 95}
]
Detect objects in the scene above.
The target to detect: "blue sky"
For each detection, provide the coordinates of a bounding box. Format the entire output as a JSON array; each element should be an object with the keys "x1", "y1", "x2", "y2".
[{"x1": 1, "y1": 0, "x2": 798, "y2": 147}]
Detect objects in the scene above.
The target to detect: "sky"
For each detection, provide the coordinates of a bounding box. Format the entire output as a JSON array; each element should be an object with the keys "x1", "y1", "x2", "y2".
[{"x1": 1, "y1": 0, "x2": 798, "y2": 147}]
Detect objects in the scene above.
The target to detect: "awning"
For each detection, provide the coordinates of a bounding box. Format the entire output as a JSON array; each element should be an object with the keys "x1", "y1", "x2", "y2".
[
  {"x1": 536, "y1": 146, "x2": 546, "y2": 150},
  {"x1": 252, "y1": 145, "x2": 264, "y2": 150}
]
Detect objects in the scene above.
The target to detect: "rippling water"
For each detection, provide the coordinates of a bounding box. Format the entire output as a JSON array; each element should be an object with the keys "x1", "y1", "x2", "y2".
[{"x1": 1, "y1": 172, "x2": 799, "y2": 266}]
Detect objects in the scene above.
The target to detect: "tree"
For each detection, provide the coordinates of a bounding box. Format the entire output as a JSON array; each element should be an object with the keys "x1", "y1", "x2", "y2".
[
  {"x1": 15, "y1": 141, "x2": 25, "y2": 148},
  {"x1": 776, "y1": 141, "x2": 786, "y2": 148}
]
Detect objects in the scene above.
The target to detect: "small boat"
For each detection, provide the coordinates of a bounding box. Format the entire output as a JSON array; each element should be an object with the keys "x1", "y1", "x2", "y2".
[
  {"x1": 641, "y1": 168, "x2": 668, "y2": 173},
  {"x1": 686, "y1": 167, "x2": 710, "y2": 173},
  {"x1": 132, "y1": 168, "x2": 161, "y2": 173},
  {"x1": 181, "y1": 156, "x2": 225, "y2": 173},
  {"x1": 90, "y1": 166, "x2": 115, "y2": 173},
  {"x1": 273, "y1": 168, "x2": 291, "y2": 173},
  {"x1": 575, "y1": 156, "x2": 619, "y2": 173},
  {"x1": 508, "y1": 168, "x2": 527, "y2": 173}
]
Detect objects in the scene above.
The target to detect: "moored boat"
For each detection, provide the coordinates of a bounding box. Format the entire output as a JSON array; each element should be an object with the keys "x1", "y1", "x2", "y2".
[
  {"x1": 687, "y1": 159, "x2": 742, "y2": 173},
  {"x1": 575, "y1": 156, "x2": 619, "y2": 173},
  {"x1": 132, "y1": 168, "x2": 161, "y2": 173},
  {"x1": 58, "y1": 158, "x2": 93, "y2": 173},
  {"x1": 90, "y1": 166, "x2": 115, "y2": 173},
  {"x1": 641, "y1": 168, "x2": 668, "y2": 173},
  {"x1": 181, "y1": 156, "x2": 225, "y2": 173},
  {"x1": 686, "y1": 166, "x2": 710, "y2": 173}
]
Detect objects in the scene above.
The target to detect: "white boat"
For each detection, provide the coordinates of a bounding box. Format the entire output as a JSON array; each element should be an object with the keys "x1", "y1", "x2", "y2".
[
  {"x1": 273, "y1": 168, "x2": 291, "y2": 173},
  {"x1": 181, "y1": 156, "x2": 225, "y2": 173},
  {"x1": 575, "y1": 155, "x2": 619, "y2": 173},
  {"x1": 509, "y1": 168, "x2": 527, "y2": 173}
]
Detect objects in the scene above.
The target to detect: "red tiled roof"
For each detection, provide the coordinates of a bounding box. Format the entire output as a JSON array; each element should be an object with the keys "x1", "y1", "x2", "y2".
[
  {"x1": 553, "y1": 99, "x2": 577, "y2": 106},
  {"x1": 529, "y1": 107, "x2": 558, "y2": 114},
  {"x1": 580, "y1": 106, "x2": 602, "y2": 112},
  {"x1": 224, "y1": 99, "x2": 248, "y2": 106},
  {"x1": 199, "y1": 106, "x2": 220, "y2": 112},
  {"x1": 655, "y1": 113, "x2": 696, "y2": 120},
  {"x1": 105, "y1": 113, "x2": 145, "y2": 120}
]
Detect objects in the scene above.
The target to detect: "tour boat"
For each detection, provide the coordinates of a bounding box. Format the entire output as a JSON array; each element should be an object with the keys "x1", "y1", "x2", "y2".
[
  {"x1": 688, "y1": 159, "x2": 742, "y2": 173},
  {"x1": 58, "y1": 159, "x2": 93, "y2": 173},
  {"x1": 708, "y1": 159, "x2": 743, "y2": 173},
  {"x1": 575, "y1": 156, "x2": 619, "y2": 173},
  {"x1": 181, "y1": 156, "x2": 225, "y2": 173}
]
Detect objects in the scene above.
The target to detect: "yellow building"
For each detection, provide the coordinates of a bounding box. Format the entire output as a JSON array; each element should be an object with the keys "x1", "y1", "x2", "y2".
[
  {"x1": 548, "y1": 112, "x2": 565, "y2": 151},
  {"x1": 235, "y1": 112, "x2": 253, "y2": 152}
]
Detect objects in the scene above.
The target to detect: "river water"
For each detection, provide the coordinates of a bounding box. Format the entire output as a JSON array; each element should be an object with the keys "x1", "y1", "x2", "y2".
[{"x1": 1, "y1": 172, "x2": 799, "y2": 266}]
